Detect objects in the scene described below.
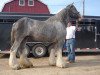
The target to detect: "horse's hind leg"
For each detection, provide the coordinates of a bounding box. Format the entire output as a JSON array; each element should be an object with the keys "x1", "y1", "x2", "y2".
[
  {"x1": 9, "y1": 39, "x2": 22, "y2": 70},
  {"x1": 19, "y1": 38, "x2": 33, "y2": 69},
  {"x1": 49, "y1": 47, "x2": 56, "y2": 66}
]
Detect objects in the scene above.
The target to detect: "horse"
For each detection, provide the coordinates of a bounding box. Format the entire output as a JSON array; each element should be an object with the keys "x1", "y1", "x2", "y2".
[{"x1": 9, "y1": 4, "x2": 81, "y2": 70}]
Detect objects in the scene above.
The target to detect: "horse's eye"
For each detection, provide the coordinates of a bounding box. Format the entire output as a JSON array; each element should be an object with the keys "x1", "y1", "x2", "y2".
[{"x1": 71, "y1": 5, "x2": 73, "y2": 8}]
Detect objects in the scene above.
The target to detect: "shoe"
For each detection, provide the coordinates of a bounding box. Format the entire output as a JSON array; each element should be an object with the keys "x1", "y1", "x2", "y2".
[
  {"x1": 69, "y1": 61, "x2": 75, "y2": 63},
  {"x1": 67, "y1": 61, "x2": 71, "y2": 63},
  {"x1": 67, "y1": 61, "x2": 75, "y2": 63}
]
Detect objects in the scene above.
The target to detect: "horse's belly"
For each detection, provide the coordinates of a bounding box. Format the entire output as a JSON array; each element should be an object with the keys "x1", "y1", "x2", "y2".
[{"x1": 32, "y1": 34, "x2": 55, "y2": 42}]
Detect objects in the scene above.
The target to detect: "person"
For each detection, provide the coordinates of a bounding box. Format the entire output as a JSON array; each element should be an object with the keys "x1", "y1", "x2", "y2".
[{"x1": 66, "y1": 21, "x2": 76, "y2": 63}]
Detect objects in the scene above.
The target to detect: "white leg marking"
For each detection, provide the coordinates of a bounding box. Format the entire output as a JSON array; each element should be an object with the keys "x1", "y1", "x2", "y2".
[
  {"x1": 56, "y1": 49, "x2": 67, "y2": 68},
  {"x1": 9, "y1": 51, "x2": 20, "y2": 70},
  {"x1": 49, "y1": 49, "x2": 56, "y2": 66}
]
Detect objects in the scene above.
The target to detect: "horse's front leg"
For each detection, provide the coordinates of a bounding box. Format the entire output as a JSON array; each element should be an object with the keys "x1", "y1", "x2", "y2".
[
  {"x1": 9, "y1": 40, "x2": 21, "y2": 70},
  {"x1": 56, "y1": 47, "x2": 67, "y2": 68}
]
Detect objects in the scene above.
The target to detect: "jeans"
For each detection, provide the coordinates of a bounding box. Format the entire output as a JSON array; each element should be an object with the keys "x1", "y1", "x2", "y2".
[{"x1": 66, "y1": 38, "x2": 76, "y2": 62}]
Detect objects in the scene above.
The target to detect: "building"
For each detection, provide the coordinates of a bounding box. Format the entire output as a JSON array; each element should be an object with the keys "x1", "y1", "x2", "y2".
[{"x1": 2, "y1": 0, "x2": 50, "y2": 14}]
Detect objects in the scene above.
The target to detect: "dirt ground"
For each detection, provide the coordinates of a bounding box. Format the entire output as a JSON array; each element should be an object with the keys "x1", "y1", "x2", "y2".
[{"x1": 0, "y1": 54, "x2": 100, "y2": 75}]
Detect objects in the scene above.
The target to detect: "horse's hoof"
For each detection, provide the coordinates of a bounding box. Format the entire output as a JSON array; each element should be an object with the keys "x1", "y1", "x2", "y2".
[
  {"x1": 49, "y1": 64, "x2": 56, "y2": 66},
  {"x1": 49, "y1": 62, "x2": 56, "y2": 66},
  {"x1": 11, "y1": 65, "x2": 21, "y2": 70},
  {"x1": 19, "y1": 62, "x2": 33, "y2": 69},
  {"x1": 29, "y1": 64, "x2": 34, "y2": 68},
  {"x1": 56, "y1": 62, "x2": 68, "y2": 68},
  {"x1": 57, "y1": 65, "x2": 67, "y2": 68},
  {"x1": 12, "y1": 67, "x2": 21, "y2": 70}
]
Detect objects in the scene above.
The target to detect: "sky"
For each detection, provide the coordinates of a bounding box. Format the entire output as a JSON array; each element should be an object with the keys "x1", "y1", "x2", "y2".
[{"x1": 0, "y1": 0, "x2": 99, "y2": 16}]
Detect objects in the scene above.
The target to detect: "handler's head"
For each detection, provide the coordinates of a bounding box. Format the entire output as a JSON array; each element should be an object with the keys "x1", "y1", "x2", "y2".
[
  {"x1": 67, "y1": 21, "x2": 72, "y2": 27},
  {"x1": 67, "y1": 20, "x2": 76, "y2": 27}
]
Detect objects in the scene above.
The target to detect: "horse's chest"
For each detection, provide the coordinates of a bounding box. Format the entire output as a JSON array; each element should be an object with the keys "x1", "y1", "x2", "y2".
[{"x1": 55, "y1": 23, "x2": 66, "y2": 34}]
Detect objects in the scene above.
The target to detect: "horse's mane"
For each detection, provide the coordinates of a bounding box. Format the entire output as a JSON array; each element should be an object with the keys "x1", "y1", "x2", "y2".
[
  {"x1": 46, "y1": 5, "x2": 70, "y2": 22},
  {"x1": 46, "y1": 8, "x2": 67, "y2": 22}
]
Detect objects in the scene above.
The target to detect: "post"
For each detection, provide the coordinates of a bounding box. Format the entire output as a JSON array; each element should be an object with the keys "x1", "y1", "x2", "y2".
[{"x1": 83, "y1": 0, "x2": 85, "y2": 16}]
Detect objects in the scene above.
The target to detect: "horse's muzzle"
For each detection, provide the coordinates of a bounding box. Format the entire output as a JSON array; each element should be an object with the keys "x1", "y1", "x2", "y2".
[{"x1": 78, "y1": 15, "x2": 83, "y2": 21}]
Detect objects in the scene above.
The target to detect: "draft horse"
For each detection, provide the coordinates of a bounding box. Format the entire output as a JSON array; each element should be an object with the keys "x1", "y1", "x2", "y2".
[{"x1": 9, "y1": 4, "x2": 81, "y2": 70}]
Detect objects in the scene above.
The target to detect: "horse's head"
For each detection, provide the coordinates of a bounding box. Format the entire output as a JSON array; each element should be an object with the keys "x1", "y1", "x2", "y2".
[
  {"x1": 46, "y1": 3, "x2": 82, "y2": 27},
  {"x1": 66, "y1": 4, "x2": 82, "y2": 21}
]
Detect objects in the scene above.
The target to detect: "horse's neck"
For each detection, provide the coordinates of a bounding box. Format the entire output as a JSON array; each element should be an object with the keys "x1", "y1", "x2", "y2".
[{"x1": 46, "y1": 8, "x2": 67, "y2": 22}]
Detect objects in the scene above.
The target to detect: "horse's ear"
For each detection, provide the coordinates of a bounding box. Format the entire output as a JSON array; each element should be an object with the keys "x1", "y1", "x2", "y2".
[
  {"x1": 71, "y1": 2, "x2": 74, "y2": 6},
  {"x1": 66, "y1": 3, "x2": 74, "y2": 8},
  {"x1": 72, "y1": 2, "x2": 74, "y2": 5},
  {"x1": 69, "y1": 3, "x2": 74, "y2": 7},
  {"x1": 69, "y1": 3, "x2": 74, "y2": 8}
]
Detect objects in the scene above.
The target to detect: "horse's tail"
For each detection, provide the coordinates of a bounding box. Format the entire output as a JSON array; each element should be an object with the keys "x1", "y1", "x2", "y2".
[
  {"x1": 11, "y1": 23, "x2": 15, "y2": 46},
  {"x1": 11, "y1": 17, "x2": 28, "y2": 46}
]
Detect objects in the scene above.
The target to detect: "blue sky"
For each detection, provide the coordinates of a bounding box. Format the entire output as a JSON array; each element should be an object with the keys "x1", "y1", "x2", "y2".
[{"x1": 0, "y1": 0, "x2": 99, "y2": 16}]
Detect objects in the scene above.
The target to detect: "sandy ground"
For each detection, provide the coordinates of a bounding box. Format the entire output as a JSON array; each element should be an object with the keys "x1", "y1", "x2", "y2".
[{"x1": 0, "y1": 54, "x2": 100, "y2": 75}]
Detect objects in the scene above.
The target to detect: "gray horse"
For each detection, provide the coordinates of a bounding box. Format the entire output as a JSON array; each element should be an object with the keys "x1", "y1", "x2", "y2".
[{"x1": 9, "y1": 4, "x2": 81, "y2": 70}]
